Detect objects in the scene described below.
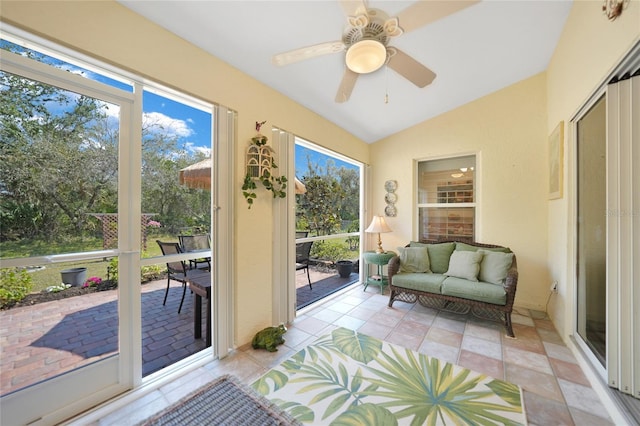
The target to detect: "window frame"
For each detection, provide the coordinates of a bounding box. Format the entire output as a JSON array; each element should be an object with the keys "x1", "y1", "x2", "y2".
[{"x1": 415, "y1": 153, "x2": 478, "y2": 242}]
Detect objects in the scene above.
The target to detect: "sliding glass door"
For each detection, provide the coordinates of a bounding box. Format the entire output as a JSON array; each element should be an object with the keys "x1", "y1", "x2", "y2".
[
  {"x1": 0, "y1": 31, "x2": 235, "y2": 424},
  {"x1": 574, "y1": 55, "x2": 639, "y2": 401},
  {"x1": 576, "y1": 95, "x2": 607, "y2": 366},
  {"x1": 294, "y1": 138, "x2": 363, "y2": 310},
  {"x1": 0, "y1": 48, "x2": 136, "y2": 426}
]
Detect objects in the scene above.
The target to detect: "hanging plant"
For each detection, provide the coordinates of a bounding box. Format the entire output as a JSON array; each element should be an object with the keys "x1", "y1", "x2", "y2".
[
  {"x1": 242, "y1": 173, "x2": 258, "y2": 206},
  {"x1": 242, "y1": 121, "x2": 288, "y2": 209}
]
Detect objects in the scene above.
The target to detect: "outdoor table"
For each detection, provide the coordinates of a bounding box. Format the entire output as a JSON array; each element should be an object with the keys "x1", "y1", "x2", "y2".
[
  {"x1": 187, "y1": 272, "x2": 212, "y2": 347},
  {"x1": 182, "y1": 247, "x2": 211, "y2": 271}
]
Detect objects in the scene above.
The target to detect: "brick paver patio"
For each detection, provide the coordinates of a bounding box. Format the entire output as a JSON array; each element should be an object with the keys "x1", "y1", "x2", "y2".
[
  {"x1": 0, "y1": 279, "x2": 206, "y2": 396},
  {"x1": 1, "y1": 268, "x2": 359, "y2": 396}
]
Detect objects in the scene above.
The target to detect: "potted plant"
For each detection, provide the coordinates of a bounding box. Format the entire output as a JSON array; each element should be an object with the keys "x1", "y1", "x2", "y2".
[
  {"x1": 336, "y1": 260, "x2": 354, "y2": 278},
  {"x1": 60, "y1": 267, "x2": 87, "y2": 287},
  {"x1": 314, "y1": 240, "x2": 352, "y2": 278},
  {"x1": 242, "y1": 121, "x2": 288, "y2": 208}
]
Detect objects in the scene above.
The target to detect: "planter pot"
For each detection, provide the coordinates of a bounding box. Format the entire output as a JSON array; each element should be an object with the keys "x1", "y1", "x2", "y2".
[
  {"x1": 336, "y1": 260, "x2": 353, "y2": 278},
  {"x1": 60, "y1": 267, "x2": 87, "y2": 287}
]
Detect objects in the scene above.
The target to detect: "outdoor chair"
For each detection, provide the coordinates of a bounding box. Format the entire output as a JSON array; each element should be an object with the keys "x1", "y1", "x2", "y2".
[
  {"x1": 178, "y1": 234, "x2": 211, "y2": 271},
  {"x1": 296, "y1": 241, "x2": 314, "y2": 289},
  {"x1": 156, "y1": 240, "x2": 208, "y2": 314},
  {"x1": 295, "y1": 231, "x2": 309, "y2": 239}
]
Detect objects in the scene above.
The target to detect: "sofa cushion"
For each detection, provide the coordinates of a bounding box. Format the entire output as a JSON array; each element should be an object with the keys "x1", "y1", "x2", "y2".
[
  {"x1": 478, "y1": 250, "x2": 514, "y2": 285},
  {"x1": 455, "y1": 242, "x2": 512, "y2": 253},
  {"x1": 444, "y1": 250, "x2": 483, "y2": 281},
  {"x1": 391, "y1": 273, "x2": 446, "y2": 293},
  {"x1": 410, "y1": 241, "x2": 455, "y2": 273},
  {"x1": 397, "y1": 246, "x2": 431, "y2": 273},
  {"x1": 441, "y1": 277, "x2": 507, "y2": 305}
]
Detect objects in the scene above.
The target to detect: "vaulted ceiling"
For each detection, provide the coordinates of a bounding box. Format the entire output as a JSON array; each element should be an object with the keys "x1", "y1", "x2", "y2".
[{"x1": 119, "y1": 1, "x2": 572, "y2": 143}]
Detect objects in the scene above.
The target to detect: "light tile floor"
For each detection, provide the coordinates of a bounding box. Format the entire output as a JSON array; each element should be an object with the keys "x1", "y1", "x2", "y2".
[{"x1": 87, "y1": 284, "x2": 615, "y2": 425}]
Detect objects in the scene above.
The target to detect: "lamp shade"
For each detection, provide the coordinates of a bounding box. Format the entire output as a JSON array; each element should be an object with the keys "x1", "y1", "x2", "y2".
[
  {"x1": 365, "y1": 215, "x2": 392, "y2": 234},
  {"x1": 345, "y1": 40, "x2": 386, "y2": 74},
  {"x1": 366, "y1": 215, "x2": 392, "y2": 253}
]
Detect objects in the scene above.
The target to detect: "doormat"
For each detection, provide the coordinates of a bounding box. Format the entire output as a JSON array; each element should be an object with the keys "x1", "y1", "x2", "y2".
[{"x1": 138, "y1": 374, "x2": 301, "y2": 425}]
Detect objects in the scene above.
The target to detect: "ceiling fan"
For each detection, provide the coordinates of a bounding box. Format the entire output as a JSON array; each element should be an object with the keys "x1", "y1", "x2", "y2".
[{"x1": 271, "y1": 0, "x2": 479, "y2": 103}]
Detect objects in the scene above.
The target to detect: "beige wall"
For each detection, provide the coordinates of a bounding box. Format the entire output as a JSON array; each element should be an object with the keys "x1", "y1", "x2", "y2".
[
  {"x1": 371, "y1": 73, "x2": 550, "y2": 310},
  {"x1": 545, "y1": 0, "x2": 639, "y2": 338},
  {"x1": 0, "y1": 0, "x2": 370, "y2": 346}
]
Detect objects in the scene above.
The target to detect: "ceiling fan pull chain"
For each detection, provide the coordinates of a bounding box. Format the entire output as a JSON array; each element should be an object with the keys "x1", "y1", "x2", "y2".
[{"x1": 385, "y1": 65, "x2": 389, "y2": 104}]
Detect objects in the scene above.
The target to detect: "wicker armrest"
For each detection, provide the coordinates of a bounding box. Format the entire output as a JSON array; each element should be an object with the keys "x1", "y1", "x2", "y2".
[
  {"x1": 388, "y1": 256, "x2": 400, "y2": 278},
  {"x1": 503, "y1": 256, "x2": 519, "y2": 307}
]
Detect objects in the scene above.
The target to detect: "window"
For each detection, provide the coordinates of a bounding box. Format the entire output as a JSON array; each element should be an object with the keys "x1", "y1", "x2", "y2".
[{"x1": 416, "y1": 155, "x2": 476, "y2": 242}]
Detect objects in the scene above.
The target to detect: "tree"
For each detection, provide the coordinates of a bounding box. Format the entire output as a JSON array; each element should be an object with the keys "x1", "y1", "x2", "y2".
[
  {"x1": 336, "y1": 167, "x2": 359, "y2": 221},
  {"x1": 298, "y1": 174, "x2": 345, "y2": 236},
  {"x1": 0, "y1": 42, "x2": 212, "y2": 247},
  {"x1": 297, "y1": 156, "x2": 351, "y2": 236},
  {"x1": 1, "y1": 68, "x2": 118, "y2": 240},
  {"x1": 140, "y1": 123, "x2": 211, "y2": 234}
]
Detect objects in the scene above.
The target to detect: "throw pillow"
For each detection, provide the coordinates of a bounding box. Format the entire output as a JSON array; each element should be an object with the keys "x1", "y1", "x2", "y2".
[
  {"x1": 478, "y1": 249, "x2": 514, "y2": 284},
  {"x1": 454, "y1": 242, "x2": 479, "y2": 252},
  {"x1": 444, "y1": 250, "x2": 484, "y2": 281},
  {"x1": 455, "y1": 242, "x2": 512, "y2": 253},
  {"x1": 409, "y1": 241, "x2": 428, "y2": 248},
  {"x1": 397, "y1": 246, "x2": 431, "y2": 273},
  {"x1": 409, "y1": 242, "x2": 455, "y2": 273}
]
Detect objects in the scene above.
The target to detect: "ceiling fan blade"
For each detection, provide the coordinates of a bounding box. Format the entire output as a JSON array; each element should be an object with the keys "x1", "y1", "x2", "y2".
[
  {"x1": 396, "y1": 0, "x2": 479, "y2": 34},
  {"x1": 340, "y1": 0, "x2": 367, "y2": 17},
  {"x1": 387, "y1": 48, "x2": 436, "y2": 88},
  {"x1": 272, "y1": 41, "x2": 345, "y2": 66},
  {"x1": 335, "y1": 69, "x2": 359, "y2": 103}
]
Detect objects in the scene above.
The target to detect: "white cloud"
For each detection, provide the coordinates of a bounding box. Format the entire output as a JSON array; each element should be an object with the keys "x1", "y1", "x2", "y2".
[
  {"x1": 184, "y1": 142, "x2": 211, "y2": 157},
  {"x1": 193, "y1": 146, "x2": 211, "y2": 157},
  {"x1": 143, "y1": 111, "x2": 193, "y2": 138}
]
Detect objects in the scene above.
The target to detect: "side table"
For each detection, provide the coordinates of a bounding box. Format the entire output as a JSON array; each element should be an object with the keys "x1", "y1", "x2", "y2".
[{"x1": 362, "y1": 250, "x2": 396, "y2": 294}]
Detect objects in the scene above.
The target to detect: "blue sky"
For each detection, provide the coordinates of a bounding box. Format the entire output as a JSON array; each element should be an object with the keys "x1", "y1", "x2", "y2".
[
  {"x1": 2, "y1": 39, "x2": 212, "y2": 156},
  {"x1": 142, "y1": 92, "x2": 212, "y2": 157},
  {"x1": 295, "y1": 145, "x2": 357, "y2": 179}
]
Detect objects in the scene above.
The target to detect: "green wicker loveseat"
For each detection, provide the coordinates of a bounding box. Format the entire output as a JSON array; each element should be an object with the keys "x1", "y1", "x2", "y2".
[{"x1": 388, "y1": 240, "x2": 518, "y2": 337}]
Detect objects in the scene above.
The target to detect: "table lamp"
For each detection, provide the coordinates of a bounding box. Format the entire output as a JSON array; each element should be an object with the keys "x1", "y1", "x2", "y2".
[{"x1": 365, "y1": 215, "x2": 392, "y2": 253}]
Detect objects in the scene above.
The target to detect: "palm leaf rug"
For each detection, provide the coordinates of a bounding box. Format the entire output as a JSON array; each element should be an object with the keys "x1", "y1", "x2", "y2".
[{"x1": 252, "y1": 327, "x2": 525, "y2": 425}]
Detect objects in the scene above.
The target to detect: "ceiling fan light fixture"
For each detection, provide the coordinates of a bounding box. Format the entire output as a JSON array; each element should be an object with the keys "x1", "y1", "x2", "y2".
[{"x1": 345, "y1": 40, "x2": 386, "y2": 74}]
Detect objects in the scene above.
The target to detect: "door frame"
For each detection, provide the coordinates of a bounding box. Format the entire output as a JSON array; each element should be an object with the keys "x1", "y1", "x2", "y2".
[{"x1": 273, "y1": 133, "x2": 367, "y2": 325}]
